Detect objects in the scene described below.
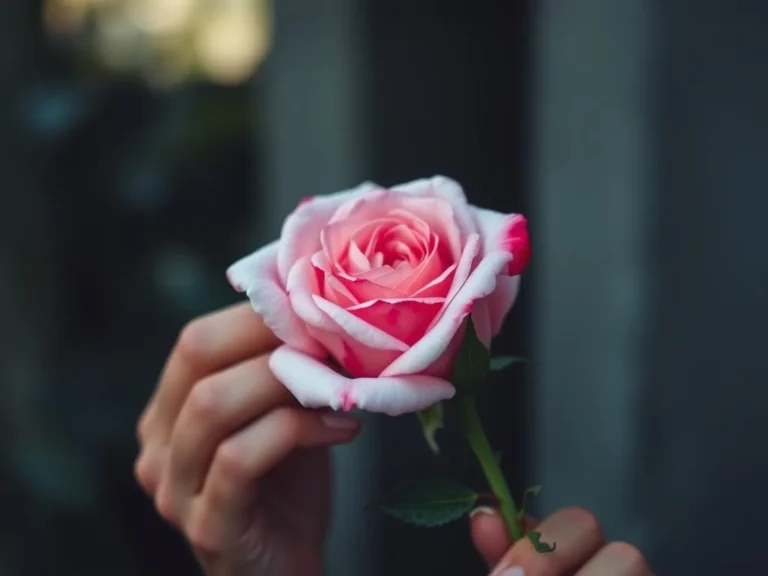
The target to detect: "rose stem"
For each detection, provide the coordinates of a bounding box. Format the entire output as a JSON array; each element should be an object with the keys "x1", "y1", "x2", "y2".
[{"x1": 457, "y1": 395, "x2": 523, "y2": 542}]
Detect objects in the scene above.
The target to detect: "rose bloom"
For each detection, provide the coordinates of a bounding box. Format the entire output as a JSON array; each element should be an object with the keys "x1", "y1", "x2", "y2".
[{"x1": 227, "y1": 176, "x2": 530, "y2": 416}]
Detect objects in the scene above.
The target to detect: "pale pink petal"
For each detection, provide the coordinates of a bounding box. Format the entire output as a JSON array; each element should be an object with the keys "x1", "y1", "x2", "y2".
[
  {"x1": 312, "y1": 295, "x2": 409, "y2": 351},
  {"x1": 269, "y1": 345, "x2": 455, "y2": 416},
  {"x1": 347, "y1": 241, "x2": 371, "y2": 273},
  {"x1": 391, "y1": 175, "x2": 478, "y2": 238},
  {"x1": 227, "y1": 243, "x2": 325, "y2": 357},
  {"x1": 397, "y1": 196, "x2": 463, "y2": 261},
  {"x1": 486, "y1": 274, "x2": 521, "y2": 336},
  {"x1": 277, "y1": 181, "x2": 379, "y2": 282},
  {"x1": 394, "y1": 235, "x2": 446, "y2": 294},
  {"x1": 336, "y1": 272, "x2": 406, "y2": 301},
  {"x1": 347, "y1": 298, "x2": 444, "y2": 346},
  {"x1": 380, "y1": 251, "x2": 512, "y2": 377},
  {"x1": 471, "y1": 208, "x2": 531, "y2": 277},
  {"x1": 411, "y1": 263, "x2": 456, "y2": 298}
]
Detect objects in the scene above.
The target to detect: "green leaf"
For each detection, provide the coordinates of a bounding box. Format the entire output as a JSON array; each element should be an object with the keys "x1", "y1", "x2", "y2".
[
  {"x1": 416, "y1": 403, "x2": 444, "y2": 454},
  {"x1": 490, "y1": 356, "x2": 528, "y2": 372},
  {"x1": 527, "y1": 530, "x2": 557, "y2": 553},
  {"x1": 452, "y1": 317, "x2": 490, "y2": 394},
  {"x1": 379, "y1": 478, "x2": 479, "y2": 527},
  {"x1": 518, "y1": 485, "x2": 542, "y2": 519}
]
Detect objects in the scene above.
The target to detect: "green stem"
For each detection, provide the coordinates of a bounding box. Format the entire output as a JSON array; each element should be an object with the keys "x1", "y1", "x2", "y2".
[{"x1": 457, "y1": 396, "x2": 522, "y2": 542}]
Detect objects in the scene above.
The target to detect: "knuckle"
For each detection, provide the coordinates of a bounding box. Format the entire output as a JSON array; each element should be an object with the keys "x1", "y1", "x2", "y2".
[
  {"x1": 134, "y1": 453, "x2": 158, "y2": 494},
  {"x1": 187, "y1": 377, "x2": 223, "y2": 419},
  {"x1": 176, "y1": 317, "x2": 211, "y2": 364},
  {"x1": 214, "y1": 441, "x2": 250, "y2": 479},
  {"x1": 603, "y1": 541, "x2": 648, "y2": 571},
  {"x1": 154, "y1": 484, "x2": 179, "y2": 524}
]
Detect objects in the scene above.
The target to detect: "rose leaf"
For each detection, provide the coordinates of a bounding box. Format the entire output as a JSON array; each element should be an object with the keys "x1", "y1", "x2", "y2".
[
  {"x1": 416, "y1": 403, "x2": 444, "y2": 454},
  {"x1": 378, "y1": 477, "x2": 479, "y2": 528},
  {"x1": 452, "y1": 317, "x2": 490, "y2": 395},
  {"x1": 527, "y1": 530, "x2": 557, "y2": 553},
  {"x1": 518, "y1": 484, "x2": 542, "y2": 520},
  {"x1": 489, "y1": 355, "x2": 528, "y2": 372}
]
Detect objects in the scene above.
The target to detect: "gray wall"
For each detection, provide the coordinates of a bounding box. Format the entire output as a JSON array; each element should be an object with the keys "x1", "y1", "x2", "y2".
[{"x1": 532, "y1": 1, "x2": 768, "y2": 574}]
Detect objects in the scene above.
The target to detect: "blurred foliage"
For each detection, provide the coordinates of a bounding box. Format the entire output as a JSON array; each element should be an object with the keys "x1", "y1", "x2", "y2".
[
  {"x1": 2, "y1": 2, "x2": 264, "y2": 575},
  {"x1": 43, "y1": 0, "x2": 272, "y2": 88}
]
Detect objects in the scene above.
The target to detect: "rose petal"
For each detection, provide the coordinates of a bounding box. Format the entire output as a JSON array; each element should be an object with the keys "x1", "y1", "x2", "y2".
[
  {"x1": 269, "y1": 345, "x2": 456, "y2": 416},
  {"x1": 471, "y1": 208, "x2": 531, "y2": 277},
  {"x1": 486, "y1": 274, "x2": 521, "y2": 337},
  {"x1": 380, "y1": 250, "x2": 512, "y2": 377},
  {"x1": 391, "y1": 175, "x2": 478, "y2": 238},
  {"x1": 312, "y1": 295, "x2": 409, "y2": 351},
  {"x1": 347, "y1": 298, "x2": 445, "y2": 346},
  {"x1": 226, "y1": 243, "x2": 325, "y2": 357},
  {"x1": 277, "y1": 181, "x2": 379, "y2": 282}
]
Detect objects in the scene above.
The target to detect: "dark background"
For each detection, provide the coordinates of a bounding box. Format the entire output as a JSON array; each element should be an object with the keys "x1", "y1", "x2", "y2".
[{"x1": 1, "y1": 1, "x2": 767, "y2": 575}]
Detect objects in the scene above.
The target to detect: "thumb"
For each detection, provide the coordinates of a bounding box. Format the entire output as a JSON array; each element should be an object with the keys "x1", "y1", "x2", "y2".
[
  {"x1": 470, "y1": 508, "x2": 539, "y2": 568},
  {"x1": 469, "y1": 507, "x2": 511, "y2": 568}
]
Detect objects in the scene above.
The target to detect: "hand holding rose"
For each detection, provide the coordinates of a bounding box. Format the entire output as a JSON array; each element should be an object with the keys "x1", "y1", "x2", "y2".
[
  {"x1": 135, "y1": 177, "x2": 652, "y2": 575},
  {"x1": 134, "y1": 303, "x2": 652, "y2": 576}
]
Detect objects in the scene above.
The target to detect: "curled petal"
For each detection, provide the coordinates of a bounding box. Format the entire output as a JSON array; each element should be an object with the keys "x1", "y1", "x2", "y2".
[
  {"x1": 269, "y1": 346, "x2": 456, "y2": 416},
  {"x1": 313, "y1": 296, "x2": 409, "y2": 351},
  {"x1": 471, "y1": 208, "x2": 531, "y2": 277},
  {"x1": 347, "y1": 298, "x2": 445, "y2": 346},
  {"x1": 380, "y1": 251, "x2": 512, "y2": 377},
  {"x1": 226, "y1": 243, "x2": 325, "y2": 357},
  {"x1": 486, "y1": 275, "x2": 521, "y2": 337},
  {"x1": 278, "y1": 181, "x2": 379, "y2": 282}
]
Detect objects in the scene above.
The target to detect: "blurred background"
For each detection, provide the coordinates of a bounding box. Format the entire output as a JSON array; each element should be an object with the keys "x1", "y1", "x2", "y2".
[{"x1": 1, "y1": 0, "x2": 767, "y2": 575}]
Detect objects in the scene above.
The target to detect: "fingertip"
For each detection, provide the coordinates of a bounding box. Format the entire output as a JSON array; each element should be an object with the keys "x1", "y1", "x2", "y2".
[{"x1": 470, "y1": 507, "x2": 512, "y2": 568}]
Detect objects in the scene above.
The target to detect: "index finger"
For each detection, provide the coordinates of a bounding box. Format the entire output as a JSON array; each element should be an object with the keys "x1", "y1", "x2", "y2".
[{"x1": 138, "y1": 302, "x2": 281, "y2": 445}]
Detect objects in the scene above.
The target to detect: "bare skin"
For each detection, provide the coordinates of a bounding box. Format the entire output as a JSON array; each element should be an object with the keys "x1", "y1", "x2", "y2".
[{"x1": 135, "y1": 303, "x2": 652, "y2": 576}]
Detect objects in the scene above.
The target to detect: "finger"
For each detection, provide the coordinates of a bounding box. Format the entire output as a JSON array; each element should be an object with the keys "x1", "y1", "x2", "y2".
[
  {"x1": 470, "y1": 508, "x2": 511, "y2": 567},
  {"x1": 490, "y1": 507, "x2": 603, "y2": 576},
  {"x1": 161, "y1": 354, "x2": 294, "y2": 512},
  {"x1": 576, "y1": 542, "x2": 652, "y2": 576},
  {"x1": 183, "y1": 407, "x2": 360, "y2": 553},
  {"x1": 470, "y1": 509, "x2": 538, "y2": 568},
  {"x1": 139, "y1": 303, "x2": 280, "y2": 446}
]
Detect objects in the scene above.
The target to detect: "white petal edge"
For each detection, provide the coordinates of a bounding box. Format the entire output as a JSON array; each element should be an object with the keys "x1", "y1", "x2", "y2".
[
  {"x1": 380, "y1": 251, "x2": 512, "y2": 377},
  {"x1": 269, "y1": 346, "x2": 456, "y2": 416},
  {"x1": 391, "y1": 175, "x2": 478, "y2": 236},
  {"x1": 277, "y1": 181, "x2": 379, "y2": 282},
  {"x1": 227, "y1": 242, "x2": 325, "y2": 357}
]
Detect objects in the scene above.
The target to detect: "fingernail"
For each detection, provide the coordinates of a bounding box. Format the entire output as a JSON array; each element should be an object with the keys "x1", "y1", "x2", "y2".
[
  {"x1": 321, "y1": 413, "x2": 360, "y2": 430},
  {"x1": 470, "y1": 506, "x2": 498, "y2": 518},
  {"x1": 500, "y1": 568, "x2": 525, "y2": 576}
]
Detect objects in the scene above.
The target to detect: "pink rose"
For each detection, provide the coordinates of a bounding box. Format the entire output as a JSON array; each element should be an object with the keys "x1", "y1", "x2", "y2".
[{"x1": 227, "y1": 176, "x2": 530, "y2": 416}]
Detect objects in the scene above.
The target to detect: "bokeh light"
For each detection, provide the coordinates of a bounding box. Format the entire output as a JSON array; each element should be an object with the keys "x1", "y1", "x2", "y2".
[{"x1": 43, "y1": 0, "x2": 272, "y2": 87}]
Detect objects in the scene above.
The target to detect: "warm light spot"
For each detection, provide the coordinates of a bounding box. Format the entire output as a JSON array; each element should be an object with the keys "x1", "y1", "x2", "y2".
[
  {"x1": 126, "y1": 0, "x2": 196, "y2": 35},
  {"x1": 194, "y1": 0, "x2": 271, "y2": 85}
]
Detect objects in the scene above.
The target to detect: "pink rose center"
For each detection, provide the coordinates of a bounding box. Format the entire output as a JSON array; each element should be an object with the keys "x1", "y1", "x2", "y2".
[{"x1": 309, "y1": 195, "x2": 463, "y2": 369}]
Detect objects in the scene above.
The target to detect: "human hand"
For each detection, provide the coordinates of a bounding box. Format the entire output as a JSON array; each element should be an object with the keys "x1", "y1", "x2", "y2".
[
  {"x1": 134, "y1": 303, "x2": 361, "y2": 576},
  {"x1": 470, "y1": 506, "x2": 652, "y2": 575}
]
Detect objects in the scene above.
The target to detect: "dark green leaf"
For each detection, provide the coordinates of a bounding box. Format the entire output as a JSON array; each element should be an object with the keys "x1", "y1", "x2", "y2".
[
  {"x1": 379, "y1": 478, "x2": 479, "y2": 527},
  {"x1": 519, "y1": 485, "x2": 542, "y2": 519},
  {"x1": 527, "y1": 530, "x2": 557, "y2": 553},
  {"x1": 490, "y1": 356, "x2": 528, "y2": 372},
  {"x1": 452, "y1": 317, "x2": 490, "y2": 394},
  {"x1": 416, "y1": 403, "x2": 444, "y2": 454}
]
